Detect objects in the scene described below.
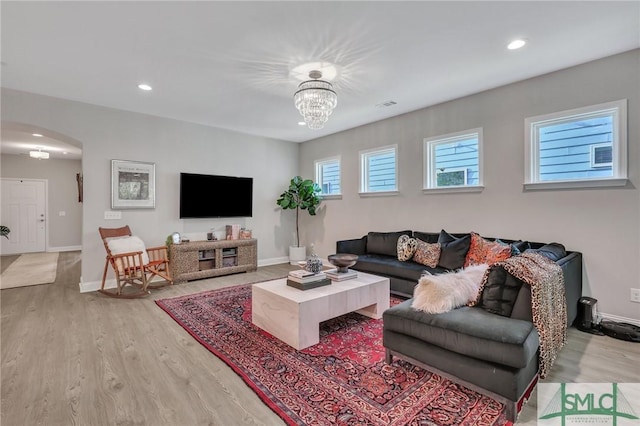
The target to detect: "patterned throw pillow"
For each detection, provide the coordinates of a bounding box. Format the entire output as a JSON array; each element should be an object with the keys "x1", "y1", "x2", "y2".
[
  {"x1": 412, "y1": 239, "x2": 441, "y2": 268},
  {"x1": 464, "y1": 232, "x2": 512, "y2": 267},
  {"x1": 396, "y1": 234, "x2": 418, "y2": 261}
]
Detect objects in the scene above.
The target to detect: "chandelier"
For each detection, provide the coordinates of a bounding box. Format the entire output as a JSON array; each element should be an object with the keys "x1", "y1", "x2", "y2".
[
  {"x1": 29, "y1": 148, "x2": 49, "y2": 160},
  {"x1": 294, "y1": 70, "x2": 337, "y2": 130}
]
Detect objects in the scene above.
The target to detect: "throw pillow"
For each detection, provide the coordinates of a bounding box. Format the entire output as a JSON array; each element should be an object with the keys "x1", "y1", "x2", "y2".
[
  {"x1": 412, "y1": 239, "x2": 441, "y2": 268},
  {"x1": 464, "y1": 232, "x2": 512, "y2": 267},
  {"x1": 437, "y1": 230, "x2": 471, "y2": 270},
  {"x1": 497, "y1": 239, "x2": 531, "y2": 256},
  {"x1": 106, "y1": 235, "x2": 150, "y2": 270},
  {"x1": 475, "y1": 266, "x2": 525, "y2": 317},
  {"x1": 525, "y1": 242, "x2": 566, "y2": 261},
  {"x1": 412, "y1": 264, "x2": 488, "y2": 314},
  {"x1": 396, "y1": 234, "x2": 418, "y2": 261}
]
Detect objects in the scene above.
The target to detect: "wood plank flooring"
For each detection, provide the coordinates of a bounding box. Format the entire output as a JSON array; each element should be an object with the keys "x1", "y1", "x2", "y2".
[{"x1": 1, "y1": 251, "x2": 638, "y2": 425}]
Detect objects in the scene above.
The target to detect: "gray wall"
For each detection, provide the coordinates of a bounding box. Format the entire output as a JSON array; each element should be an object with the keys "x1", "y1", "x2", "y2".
[
  {"x1": 1, "y1": 89, "x2": 299, "y2": 289},
  {"x1": 1, "y1": 155, "x2": 83, "y2": 250},
  {"x1": 299, "y1": 49, "x2": 640, "y2": 321}
]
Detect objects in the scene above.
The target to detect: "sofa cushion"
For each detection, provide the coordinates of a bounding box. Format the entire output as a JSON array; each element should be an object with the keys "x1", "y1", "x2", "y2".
[
  {"x1": 476, "y1": 266, "x2": 525, "y2": 317},
  {"x1": 384, "y1": 299, "x2": 539, "y2": 369},
  {"x1": 437, "y1": 230, "x2": 471, "y2": 270},
  {"x1": 367, "y1": 230, "x2": 412, "y2": 257},
  {"x1": 464, "y1": 232, "x2": 511, "y2": 267},
  {"x1": 413, "y1": 231, "x2": 439, "y2": 244},
  {"x1": 526, "y1": 243, "x2": 566, "y2": 261},
  {"x1": 396, "y1": 234, "x2": 418, "y2": 261},
  {"x1": 353, "y1": 254, "x2": 446, "y2": 282},
  {"x1": 412, "y1": 239, "x2": 441, "y2": 268}
]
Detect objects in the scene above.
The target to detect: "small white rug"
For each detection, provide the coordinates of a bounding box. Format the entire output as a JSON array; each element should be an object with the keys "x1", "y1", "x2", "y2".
[{"x1": 1, "y1": 252, "x2": 59, "y2": 290}]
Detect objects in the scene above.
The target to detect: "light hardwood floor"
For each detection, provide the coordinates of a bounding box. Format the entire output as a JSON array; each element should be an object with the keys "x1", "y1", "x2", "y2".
[{"x1": 1, "y1": 251, "x2": 638, "y2": 425}]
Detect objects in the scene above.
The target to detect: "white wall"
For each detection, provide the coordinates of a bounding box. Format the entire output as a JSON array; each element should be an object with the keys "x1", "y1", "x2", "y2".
[
  {"x1": 1, "y1": 155, "x2": 82, "y2": 250},
  {"x1": 299, "y1": 49, "x2": 640, "y2": 322},
  {"x1": 1, "y1": 89, "x2": 299, "y2": 289}
]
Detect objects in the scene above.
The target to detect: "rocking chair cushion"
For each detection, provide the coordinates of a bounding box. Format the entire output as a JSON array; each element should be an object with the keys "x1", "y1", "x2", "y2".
[{"x1": 107, "y1": 236, "x2": 150, "y2": 269}]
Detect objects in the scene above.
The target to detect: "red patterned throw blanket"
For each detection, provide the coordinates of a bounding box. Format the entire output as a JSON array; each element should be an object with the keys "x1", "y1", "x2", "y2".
[{"x1": 474, "y1": 252, "x2": 567, "y2": 378}]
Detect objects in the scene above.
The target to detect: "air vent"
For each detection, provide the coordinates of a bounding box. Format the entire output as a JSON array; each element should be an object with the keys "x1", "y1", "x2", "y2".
[{"x1": 375, "y1": 100, "x2": 397, "y2": 108}]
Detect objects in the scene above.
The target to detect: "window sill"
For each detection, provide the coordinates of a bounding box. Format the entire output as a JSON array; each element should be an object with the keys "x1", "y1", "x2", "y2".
[
  {"x1": 422, "y1": 185, "x2": 484, "y2": 195},
  {"x1": 320, "y1": 194, "x2": 342, "y2": 200},
  {"x1": 358, "y1": 190, "x2": 399, "y2": 198},
  {"x1": 523, "y1": 178, "x2": 629, "y2": 191}
]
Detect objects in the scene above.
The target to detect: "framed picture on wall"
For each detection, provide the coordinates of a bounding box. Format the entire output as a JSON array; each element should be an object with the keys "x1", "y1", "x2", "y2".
[{"x1": 111, "y1": 159, "x2": 155, "y2": 209}]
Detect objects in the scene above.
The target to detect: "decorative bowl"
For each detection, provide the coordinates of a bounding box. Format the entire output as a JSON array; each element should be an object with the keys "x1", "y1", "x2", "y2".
[{"x1": 327, "y1": 253, "x2": 359, "y2": 273}]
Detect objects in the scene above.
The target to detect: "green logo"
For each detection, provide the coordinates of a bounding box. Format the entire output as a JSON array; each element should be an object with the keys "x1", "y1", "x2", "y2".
[{"x1": 539, "y1": 383, "x2": 639, "y2": 425}]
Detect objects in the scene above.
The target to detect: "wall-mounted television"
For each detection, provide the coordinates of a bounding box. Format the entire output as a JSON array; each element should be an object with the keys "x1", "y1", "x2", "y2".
[{"x1": 180, "y1": 173, "x2": 253, "y2": 218}]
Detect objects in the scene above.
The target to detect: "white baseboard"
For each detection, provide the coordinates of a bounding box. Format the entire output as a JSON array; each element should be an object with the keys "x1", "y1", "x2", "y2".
[
  {"x1": 258, "y1": 256, "x2": 290, "y2": 267},
  {"x1": 48, "y1": 245, "x2": 82, "y2": 252},
  {"x1": 600, "y1": 312, "x2": 640, "y2": 327}
]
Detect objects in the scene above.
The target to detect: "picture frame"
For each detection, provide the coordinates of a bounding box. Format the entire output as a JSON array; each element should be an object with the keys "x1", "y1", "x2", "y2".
[{"x1": 111, "y1": 159, "x2": 156, "y2": 209}]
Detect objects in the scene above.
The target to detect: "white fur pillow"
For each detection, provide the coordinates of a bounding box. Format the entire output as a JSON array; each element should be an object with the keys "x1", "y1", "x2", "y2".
[
  {"x1": 412, "y1": 264, "x2": 488, "y2": 314},
  {"x1": 107, "y1": 235, "x2": 150, "y2": 269}
]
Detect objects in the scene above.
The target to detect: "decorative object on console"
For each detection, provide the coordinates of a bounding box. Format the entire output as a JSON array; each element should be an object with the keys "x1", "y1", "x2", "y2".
[
  {"x1": 293, "y1": 70, "x2": 337, "y2": 129},
  {"x1": 327, "y1": 253, "x2": 358, "y2": 273},
  {"x1": 226, "y1": 224, "x2": 240, "y2": 240},
  {"x1": 276, "y1": 176, "x2": 322, "y2": 265},
  {"x1": 412, "y1": 264, "x2": 488, "y2": 314},
  {"x1": 239, "y1": 228, "x2": 252, "y2": 239},
  {"x1": 171, "y1": 232, "x2": 181, "y2": 244}
]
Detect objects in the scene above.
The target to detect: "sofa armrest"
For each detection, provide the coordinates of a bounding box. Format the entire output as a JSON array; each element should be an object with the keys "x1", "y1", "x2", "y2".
[
  {"x1": 336, "y1": 236, "x2": 367, "y2": 255},
  {"x1": 557, "y1": 251, "x2": 583, "y2": 326}
]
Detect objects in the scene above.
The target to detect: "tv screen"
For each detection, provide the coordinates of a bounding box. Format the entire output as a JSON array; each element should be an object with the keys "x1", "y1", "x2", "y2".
[{"x1": 180, "y1": 173, "x2": 253, "y2": 218}]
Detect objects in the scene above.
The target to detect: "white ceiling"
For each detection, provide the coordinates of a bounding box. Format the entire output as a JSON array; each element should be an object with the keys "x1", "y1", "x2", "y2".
[{"x1": 1, "y1": 1, "x2": 639, "y2": 159}]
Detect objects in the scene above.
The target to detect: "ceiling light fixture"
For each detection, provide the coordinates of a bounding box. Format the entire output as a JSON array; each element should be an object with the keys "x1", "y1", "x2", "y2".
[
  {"x1": 293, "y1": 70, "x2": 337, "y2": 130},
  {"x1": 507, "y1": 39, "x2": 527, "y2": 50},
  {"x1": 29, "y1": 148, "x2": 49, "y2": 160},
  {"x1": 32, "y1": 133, "x2": 43, "y2": 137},
  {"x1": 138, "y1": 83, "x2": 152, "y2": 91}
]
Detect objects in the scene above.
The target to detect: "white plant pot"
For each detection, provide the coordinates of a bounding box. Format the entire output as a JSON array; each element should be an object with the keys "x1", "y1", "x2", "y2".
[{"x1": 289, "y1": 246, "x2": 307, "y2": 265}]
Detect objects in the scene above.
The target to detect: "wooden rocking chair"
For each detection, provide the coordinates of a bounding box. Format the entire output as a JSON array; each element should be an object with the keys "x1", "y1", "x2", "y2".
[{"x1": 99, "y1": 226, "x2": 173, "y2": 298}]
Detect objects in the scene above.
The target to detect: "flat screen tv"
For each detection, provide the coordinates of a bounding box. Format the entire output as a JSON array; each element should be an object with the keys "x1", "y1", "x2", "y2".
[{"x1": 180, "y1": 173, "x2": 253, "y2": 218}]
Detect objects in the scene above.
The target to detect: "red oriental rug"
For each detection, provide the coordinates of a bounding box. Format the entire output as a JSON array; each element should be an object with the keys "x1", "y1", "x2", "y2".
[{"x1": 156, "y1": 284, "x2": 511, "y2": 426}]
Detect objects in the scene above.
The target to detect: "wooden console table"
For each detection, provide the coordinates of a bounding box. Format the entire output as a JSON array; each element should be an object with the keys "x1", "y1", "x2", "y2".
[{"x1": 169, "y1": 239, "x2": 257, "y2": 283}]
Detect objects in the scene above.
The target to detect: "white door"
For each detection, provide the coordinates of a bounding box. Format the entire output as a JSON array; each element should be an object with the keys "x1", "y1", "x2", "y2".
[{"x1": 1, "y1": 179, "x2": 47, "y2": 255}]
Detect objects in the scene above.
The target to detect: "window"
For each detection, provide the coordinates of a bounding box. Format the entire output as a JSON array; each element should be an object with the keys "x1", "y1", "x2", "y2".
[
  {"x1": 525, "y1": 99, "x2": 627, "y2": 189},
  {"x1": 315, "y1": 156, "x2": 341, "y2": 196},
  {"x1": 423, "y1": 128, "x2": 482, "y2": 192},
  {"x1": 360, "y1": 145, "x2": 397, "y2": 194}
]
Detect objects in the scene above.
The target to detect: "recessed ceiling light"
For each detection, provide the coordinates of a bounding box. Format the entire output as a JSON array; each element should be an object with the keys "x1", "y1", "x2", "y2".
[
  {"x1": 63, "y1": 152, "x2": 68, "y2": 155},
  {"x1": 138, "y1": 84, "x2": 152, "y2": 91},
  {"x1": 32, "y1": 133, "x2": 43, "y2": 137},
  {"x1": 298, "y1": 121, "x2": 306, "y2": 126},
  {"x1": 507, "y1": 39, "x2": 527, "y2": 50}
]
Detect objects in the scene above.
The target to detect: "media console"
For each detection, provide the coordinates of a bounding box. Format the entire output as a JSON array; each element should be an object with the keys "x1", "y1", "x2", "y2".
[{"x1": 169, "y1": 239, "x2": 257, "y2": 283}]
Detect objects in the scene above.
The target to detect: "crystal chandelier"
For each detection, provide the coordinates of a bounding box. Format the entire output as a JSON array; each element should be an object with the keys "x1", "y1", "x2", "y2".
[{"x1": 294, "y1": 70, "x2": 337, "y2": 129}]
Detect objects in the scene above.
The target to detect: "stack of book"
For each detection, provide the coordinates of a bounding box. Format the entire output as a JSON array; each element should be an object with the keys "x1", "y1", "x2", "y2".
[
  {"x1": 286, "y1": 269, "x2": 331, "y2": 290},
  {"x1": 325, "y1": 269, "x2": 357, "y2": 281}
]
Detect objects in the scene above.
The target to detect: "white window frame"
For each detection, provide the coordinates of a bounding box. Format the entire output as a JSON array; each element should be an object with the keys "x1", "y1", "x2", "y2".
[
  {"x1": 314, "y1": 156, "x2": 342, "y2": 199},
  {"x1": 590, "y1": 143, "x2": 613, "y2": 168},
  {"x1": 359, "y1": 145, "x2": 398, "y2": 196},
  {"x1": 524, "y1": 99, "x2": 627, "y2": 190},
  {"x1": 423, "y1": 128, "x2": 484, "y2": 194}
]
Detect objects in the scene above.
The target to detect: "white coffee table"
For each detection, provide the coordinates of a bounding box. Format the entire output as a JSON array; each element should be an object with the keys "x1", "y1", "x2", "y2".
[{"x1": 251, "y1": 271, "x2": 390, "y2": 350}]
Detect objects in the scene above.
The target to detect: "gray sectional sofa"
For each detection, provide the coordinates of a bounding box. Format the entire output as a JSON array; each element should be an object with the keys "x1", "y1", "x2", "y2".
[{"x1": 336, "y1": 229, "x2": 583, "y2": 421}]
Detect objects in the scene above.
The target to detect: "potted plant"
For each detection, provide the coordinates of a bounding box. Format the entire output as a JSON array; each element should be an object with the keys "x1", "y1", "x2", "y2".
[
  {"x1": 276, "y1": 176, "x2": 322, "y2": 264},
  {"x1": 0, "y1": 226, "x2": 10, "y2": 239}
]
